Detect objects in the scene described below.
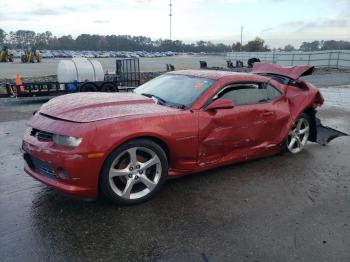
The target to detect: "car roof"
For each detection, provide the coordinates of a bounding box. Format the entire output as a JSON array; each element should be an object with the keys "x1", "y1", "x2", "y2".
[{"x1": 167, "y1": 69, "x2": 258, "y2": 80}]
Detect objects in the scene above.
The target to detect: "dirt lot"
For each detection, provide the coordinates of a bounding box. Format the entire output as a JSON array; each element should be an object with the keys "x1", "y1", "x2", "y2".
[{"x1": 0, "y1": 74, "x2": 349, "y2": 261}]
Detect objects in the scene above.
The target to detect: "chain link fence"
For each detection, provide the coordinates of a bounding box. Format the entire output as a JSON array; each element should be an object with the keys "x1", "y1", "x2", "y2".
[{"x1": 227, "y1": 50, "x2": 350, "y2": 68}]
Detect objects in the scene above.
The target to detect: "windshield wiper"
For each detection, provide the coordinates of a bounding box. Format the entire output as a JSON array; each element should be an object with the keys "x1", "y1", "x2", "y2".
[
  {"x1": 141, "y1": 93, "x2": 167, "y2": 105},
  {"x1": 169, "y1": 102, "x2": 187, "y2": 109},
  {"x1": 141, "y1": 93, "x2": 186, "y2": 109}
]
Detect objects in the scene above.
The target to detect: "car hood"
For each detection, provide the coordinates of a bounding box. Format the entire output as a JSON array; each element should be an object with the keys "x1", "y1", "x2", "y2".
[{"x1": 39, "y1": 92, "x2": 178, "y2": 123}]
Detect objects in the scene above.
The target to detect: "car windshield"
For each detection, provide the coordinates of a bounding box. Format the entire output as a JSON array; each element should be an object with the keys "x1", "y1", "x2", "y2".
[{"x1": 134, "y1": 74, "x2": 215, "y2": 108}]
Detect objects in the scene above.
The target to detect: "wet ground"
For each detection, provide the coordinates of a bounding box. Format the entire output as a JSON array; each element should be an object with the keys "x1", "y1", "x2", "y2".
[{"x1": 0, "y1": 83, "x2": 349, "y2": 261}]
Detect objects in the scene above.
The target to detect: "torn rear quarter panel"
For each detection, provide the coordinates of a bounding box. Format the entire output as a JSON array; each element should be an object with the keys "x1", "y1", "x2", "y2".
[{"x1": 315, "y1": 118, "x2": 348, "y2": 145}]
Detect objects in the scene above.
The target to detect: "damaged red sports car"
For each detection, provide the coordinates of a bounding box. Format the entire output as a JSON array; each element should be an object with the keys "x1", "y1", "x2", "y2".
[{"x1": 22, "y1": 62, "x2": 346, "y2": 204}]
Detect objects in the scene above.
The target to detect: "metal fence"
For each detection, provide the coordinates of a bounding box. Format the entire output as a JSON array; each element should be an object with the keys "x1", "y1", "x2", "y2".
[{"x1": 226, "y1": 50, "x2": 350, "y2": 68}]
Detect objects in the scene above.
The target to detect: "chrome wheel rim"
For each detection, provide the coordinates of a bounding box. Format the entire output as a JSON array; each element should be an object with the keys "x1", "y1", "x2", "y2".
[
  {"x1": 287, "y1": 117, "x2": 310, "y2": 154},
  {"x1": 109, "y1": 147, "x2": 162, "y2": 200}
]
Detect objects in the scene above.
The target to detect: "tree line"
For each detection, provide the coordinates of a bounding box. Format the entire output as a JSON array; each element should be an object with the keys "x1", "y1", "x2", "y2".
[
  {"x1": 1, "y1": 29, "x2": 349, "y2": 52},
  {"x1": 0, "y1": 29, "x2": 231, "y2": 53},
  {"x1": 232, "y1": 37, "x2": 350, "y2": 52},
  {"x1": 232, "y1": 37, "x2": 270, "y2": 52},
  {"x1": 299, "y1": 40, "x2": 350, "y2": 51}
]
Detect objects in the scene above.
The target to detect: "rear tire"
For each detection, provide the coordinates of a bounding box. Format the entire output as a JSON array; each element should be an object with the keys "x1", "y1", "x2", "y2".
[
  {"x1": 286, "y1": 113, "x2": 311, "y2": 154},
  {"x1": 100, "y1": 139, "x2": 168, "y2": 205},
  {"x1": 101, "y1": 82, "x2": 117, "y2": 92}
]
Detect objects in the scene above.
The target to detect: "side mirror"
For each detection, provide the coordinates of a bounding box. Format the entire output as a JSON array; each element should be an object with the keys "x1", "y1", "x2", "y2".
[{"x1": 205, "y1": 98, "x2": 234, "y2": 111}]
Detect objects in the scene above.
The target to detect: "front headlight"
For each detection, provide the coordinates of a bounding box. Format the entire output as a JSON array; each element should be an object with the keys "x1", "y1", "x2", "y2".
[{"x1": 52, "y1": 134, "x2": 82, "y2": 147}]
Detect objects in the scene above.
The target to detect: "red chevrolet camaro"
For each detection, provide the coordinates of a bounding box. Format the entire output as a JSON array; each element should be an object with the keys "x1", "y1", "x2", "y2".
[{"x1": 23, "y1": 63, "x2": 334, "y2": 204}]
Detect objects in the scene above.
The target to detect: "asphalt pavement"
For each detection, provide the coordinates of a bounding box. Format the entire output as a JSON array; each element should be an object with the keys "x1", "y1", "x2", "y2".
[{"x1": 0, "y1": 83, "x2": 349, "y2": 261}]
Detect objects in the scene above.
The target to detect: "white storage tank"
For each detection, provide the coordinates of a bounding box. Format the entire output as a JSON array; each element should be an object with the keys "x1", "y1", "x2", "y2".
[{"x1": 57, "y1": 58, "x2": 104, "y2": 83}]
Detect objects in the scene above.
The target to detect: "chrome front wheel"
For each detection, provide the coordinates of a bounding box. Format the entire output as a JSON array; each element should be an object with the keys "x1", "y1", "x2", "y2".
[
  {"x1": 109, "y1": 147, "x2": 162, "y2": 199},
  {"x1": 100, "y1": 139, "x2": 168, "y2": 204},
  {"x1": 287, "y1": 114, "x2": 310, "y2": 154}
]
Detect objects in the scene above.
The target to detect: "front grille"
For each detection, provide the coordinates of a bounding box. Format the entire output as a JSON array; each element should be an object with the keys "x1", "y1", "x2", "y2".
[
  {"x1": 30, "y1": 128, "x2": 53, "y2": 142},
  {"x1": 24, "y1": 153, "x2": 57, "y2": 179}
]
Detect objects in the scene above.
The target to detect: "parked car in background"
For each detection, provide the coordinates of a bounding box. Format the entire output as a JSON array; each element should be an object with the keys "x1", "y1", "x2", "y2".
[{"x1": 7, "y1": 49, "x2": 176, "y2": 60}]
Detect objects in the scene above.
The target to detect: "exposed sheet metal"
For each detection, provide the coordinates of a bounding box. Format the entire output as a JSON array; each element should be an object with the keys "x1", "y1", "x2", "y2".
[
  {"x1": 315, "y1": 118, "x2": 348, "y2": 145},
  {"x1": 252, "y1": 62, "x2": 314, "y2": 80}
]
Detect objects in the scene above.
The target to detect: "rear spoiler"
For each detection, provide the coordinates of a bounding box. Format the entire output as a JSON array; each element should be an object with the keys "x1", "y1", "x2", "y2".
[{"x1": 251, "y1": 62, "x2": 314, "y2": 80}]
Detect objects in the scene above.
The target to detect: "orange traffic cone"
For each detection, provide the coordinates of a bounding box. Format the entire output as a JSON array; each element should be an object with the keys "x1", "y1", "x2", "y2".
[{"x1": 15, "y1": 72, "x2": 25, "y2": 92}]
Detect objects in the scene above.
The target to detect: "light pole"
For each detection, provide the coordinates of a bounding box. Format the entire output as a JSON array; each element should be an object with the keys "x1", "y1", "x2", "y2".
[
  {"x1": 240, "y1": 26, "x2": 243, "y2": 51},
  {"x1": 169, "y1": 0, "x2": 172, "y2": 41}
]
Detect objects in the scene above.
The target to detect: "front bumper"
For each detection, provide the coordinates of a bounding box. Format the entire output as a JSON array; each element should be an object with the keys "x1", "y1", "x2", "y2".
[
  {"x1": 24, "y1": 157, "x2": 96, "y2": 198},
  {"x1": 22, "y1": 130, "x2": 103, "y2": 199}
]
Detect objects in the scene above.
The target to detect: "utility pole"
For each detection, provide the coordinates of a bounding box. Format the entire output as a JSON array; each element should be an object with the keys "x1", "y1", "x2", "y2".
[
  {"x1": 169, "y1": 0, "x2": 173, "y2": 40},
  {"x1": 240, "y1": 26, "x2": 243, "y2": 51}
]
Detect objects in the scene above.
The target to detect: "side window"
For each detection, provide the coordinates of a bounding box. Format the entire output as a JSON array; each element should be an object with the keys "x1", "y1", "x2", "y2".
[
  {"x1": 218, "y1": 83, "x2": 267, "y2": 105},
  {"x1": 265, "y1": 84, "x2": 282, "y2": 101}
]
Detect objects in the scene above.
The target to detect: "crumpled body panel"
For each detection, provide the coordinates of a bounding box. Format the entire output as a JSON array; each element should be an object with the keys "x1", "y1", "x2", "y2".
[
  {"x1": 198, "y1": 100, "x2": 291, "y2": 165},
  {"x1": 315, "y1": 118, "x2": 348, "y2": 145},
  {"x1": 251, "y1": 62, "x2": 314, "y2": 80}
]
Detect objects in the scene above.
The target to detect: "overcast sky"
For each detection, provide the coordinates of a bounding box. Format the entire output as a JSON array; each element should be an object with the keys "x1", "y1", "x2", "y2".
[{"x1": 1, "y1": 0, "x2": 349, "y2": 48}]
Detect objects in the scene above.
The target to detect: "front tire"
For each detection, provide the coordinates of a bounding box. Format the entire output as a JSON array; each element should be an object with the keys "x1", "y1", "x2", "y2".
[
  {"x1": 100, "y1": 139, "x2": 168, "y2": 205},
  {"x1": 286, "y1": 113, "x2": 310, "y2": 154}
]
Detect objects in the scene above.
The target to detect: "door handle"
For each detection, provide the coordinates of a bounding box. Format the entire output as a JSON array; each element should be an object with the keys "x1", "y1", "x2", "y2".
[{"x1": 262, "y1": 111, "x2": 274, "y2": 116}]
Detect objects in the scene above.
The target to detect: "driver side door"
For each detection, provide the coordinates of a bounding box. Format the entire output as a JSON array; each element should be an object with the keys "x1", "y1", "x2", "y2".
[{"x1": 197, "y1": 82, "x2": 276, "y2": 166}]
